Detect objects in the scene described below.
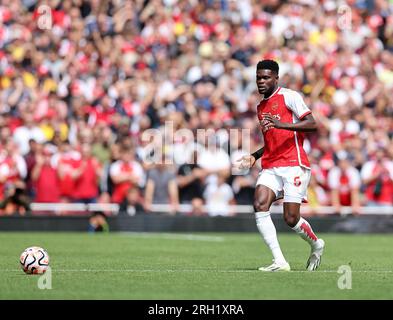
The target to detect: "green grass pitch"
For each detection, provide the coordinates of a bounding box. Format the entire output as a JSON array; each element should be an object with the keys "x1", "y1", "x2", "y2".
[{"x1": 0, "y1": 232, "x2": 392, "y2": 299}]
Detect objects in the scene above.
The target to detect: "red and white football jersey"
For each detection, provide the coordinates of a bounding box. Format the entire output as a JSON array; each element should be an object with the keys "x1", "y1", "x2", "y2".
[{"x1": 257, "y1": 87, "x2": 311, "y2": 169}]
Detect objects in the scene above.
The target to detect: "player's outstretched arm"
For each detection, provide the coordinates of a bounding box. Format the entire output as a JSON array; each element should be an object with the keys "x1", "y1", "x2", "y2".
[
  {"x1": 235, "y1": 147, "x2": 264, "y2": 170},
  {"x1": 262, "y1": 113, "x2": 317, "y2": 132}
]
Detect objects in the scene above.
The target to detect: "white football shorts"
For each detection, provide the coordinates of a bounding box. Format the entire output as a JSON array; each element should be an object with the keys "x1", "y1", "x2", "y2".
[{"x1": 255, "y1": 166, "x2": 311, "y2": 203}]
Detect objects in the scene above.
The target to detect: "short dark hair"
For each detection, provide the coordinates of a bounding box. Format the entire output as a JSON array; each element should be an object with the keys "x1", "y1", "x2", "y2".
[{"x1": 257, "y1": 60, "x2": 279, "y2": 75}]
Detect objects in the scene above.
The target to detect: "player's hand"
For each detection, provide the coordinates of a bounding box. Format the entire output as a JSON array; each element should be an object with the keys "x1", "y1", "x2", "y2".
[
  {"x1": 235, "y1": 155, "x2": 256, "y2": 170},
  {"x1": 262, "y1": 113, "x2": 282, "y2": 129}
]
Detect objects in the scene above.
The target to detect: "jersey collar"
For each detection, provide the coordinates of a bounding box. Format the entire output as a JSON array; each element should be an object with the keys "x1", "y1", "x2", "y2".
[{"x1": 263, "y1": 86, "x2": 281, "y2": 100}]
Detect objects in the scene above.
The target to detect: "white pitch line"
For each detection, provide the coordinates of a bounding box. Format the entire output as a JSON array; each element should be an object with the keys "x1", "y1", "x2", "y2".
[
  {"x1": 117, "y1": 232, "x2": 225, "y2": 242},
  {"x1": 5, "y1": 269, "x2": 393, "y2": 273}
]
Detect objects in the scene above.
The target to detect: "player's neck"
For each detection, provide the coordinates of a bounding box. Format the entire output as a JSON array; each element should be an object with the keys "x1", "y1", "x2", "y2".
[{"x1": 263, "y1": 86, "x2": 280, "y2": 100}]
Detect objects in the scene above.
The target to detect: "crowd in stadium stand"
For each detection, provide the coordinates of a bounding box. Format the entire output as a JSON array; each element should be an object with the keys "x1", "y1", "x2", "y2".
[{"x1": 0, "y1": 0, "x2": 392, "y2": 216}]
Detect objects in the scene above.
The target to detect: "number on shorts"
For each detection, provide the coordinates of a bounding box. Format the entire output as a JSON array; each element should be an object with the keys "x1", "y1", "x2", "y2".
[{"x1": 294, "y1": 176, "x2": 301, "y2": 187}]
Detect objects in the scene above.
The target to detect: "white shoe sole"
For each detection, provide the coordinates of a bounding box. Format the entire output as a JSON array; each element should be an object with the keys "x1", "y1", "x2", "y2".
[{"x1": 258, "y1": 264, "x2": 291, "y2": 272}]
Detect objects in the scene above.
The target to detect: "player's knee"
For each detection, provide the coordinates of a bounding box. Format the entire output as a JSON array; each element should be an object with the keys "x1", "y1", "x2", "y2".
[
  {"x1": 253, "y1": 200, "x2": 269, "y2": 212},
  {"x1": 284, "y1": 213, "x2": 298, "y2": 227}
]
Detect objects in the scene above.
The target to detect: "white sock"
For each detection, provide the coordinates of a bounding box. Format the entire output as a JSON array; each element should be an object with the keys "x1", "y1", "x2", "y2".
[
  {"x1": 292, "y1": 217, "x2": 319, "y2": 249},
  {"x1": 255, "y1": 211, "x2": 286, "y2": 264}
]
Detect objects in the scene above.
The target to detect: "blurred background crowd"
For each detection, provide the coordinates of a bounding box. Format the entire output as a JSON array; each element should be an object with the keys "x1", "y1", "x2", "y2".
[{"x1": 0, "y1": 0, "x2": 392, "y2": 216}]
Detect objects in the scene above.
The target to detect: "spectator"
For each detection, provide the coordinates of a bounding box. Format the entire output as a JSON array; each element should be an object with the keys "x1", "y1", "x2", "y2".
[
  {"x1": 24, "y1": 139, "x2": 41, "y2": 197},
  {"x1": 0, "y1": 157, "x2": 10, "y2": 202},
  {"x1": 31, "y1": 144, "x2": 60, "y2": 203},
  {"x1": 231, "y1": 167, "x2": 259, "y2": 205},
  {"x1": 203, "y1": 171, "x2": 235, "y2": 217},
  {"x1": 0, "y1": 180, "x2": 30, "y2": 216},
  {"x1": 119, "y1": 188, "x2": 145, "y2": 216},
  {"x1": 88, "y1": 211, "x2": 109, "y2": 233},
  {"x1": 305, "y1": 174, "x2": 329, "y2": 216},
  {"x1": 91, "y1": 124, "x2": 112, "y2": 165},
  {"x1": 176, "y1": 150, "x2": 206, "y2": 215},
  {"x1": 328, "y1": 152, "x2": 362, "y2": 215},
  {"x1": 230, "y1": 127, "x2": 258, "y2": 205},
  {"x1": 109, "y1": 146, "x2": 145, "y2": 204},
  {"x1": 2, "y1": 141, "x2": 28, "y2": 192},
  {"x1": 73, "y1": 144, "x2": 102, "y2": 204},
  {"x1": 13, "y1": 112, "x2": 46, "y2": 156},
  {"x1": 144, "y1": 162, "x2": 179, "y2": 215},
  {"x1": 198, "y1": 134, "x2": 231, "y2": 187},
  {"x1": 56, "y1": 141, "x2": 80, "y2": 202},
  {"x1": 361, "y1": 149, "x2": 393, "y2": 206}
]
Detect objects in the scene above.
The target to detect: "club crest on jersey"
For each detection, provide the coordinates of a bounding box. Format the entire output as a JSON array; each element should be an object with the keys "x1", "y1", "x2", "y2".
[{"x1": 271, "y1": 103, "x2": 279, "y2": 111}]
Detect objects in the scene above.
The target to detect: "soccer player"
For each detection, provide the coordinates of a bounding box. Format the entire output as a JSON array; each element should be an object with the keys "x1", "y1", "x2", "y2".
[{"x1": 237, "y1": 60, "x2": 325, "y2": 271}]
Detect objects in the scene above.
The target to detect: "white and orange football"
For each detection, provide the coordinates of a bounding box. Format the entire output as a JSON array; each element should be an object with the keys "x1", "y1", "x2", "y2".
[{"x1": 20, "y1": 247, "x2": 50, "y2": 275}]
